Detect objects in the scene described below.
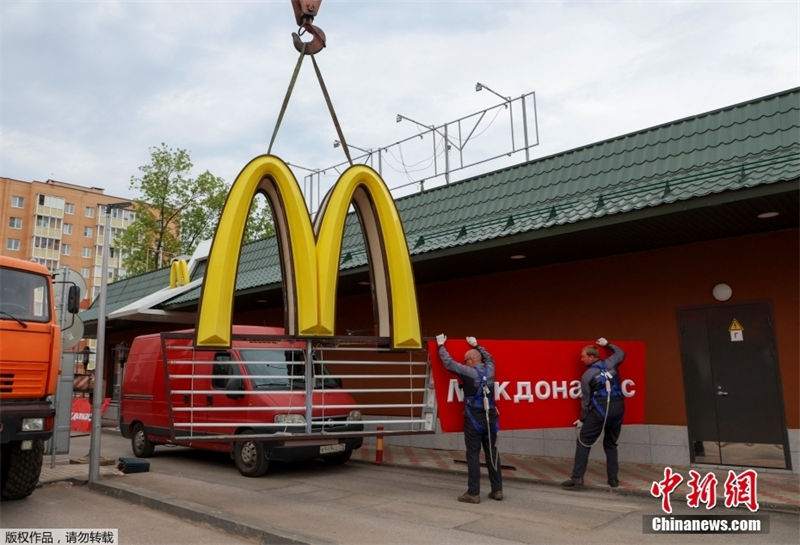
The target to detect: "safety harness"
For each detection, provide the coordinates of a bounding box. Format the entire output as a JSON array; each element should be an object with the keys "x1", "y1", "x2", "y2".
[
  {"x1": 577, "y1": 360, "x2": 624, "y2": 448},
  {"x1": 590, "y1": 360, "x2": 624, "y2": 418},
  {"x1": 463, "y1": 366, "x2": 500, "y2": 470}
]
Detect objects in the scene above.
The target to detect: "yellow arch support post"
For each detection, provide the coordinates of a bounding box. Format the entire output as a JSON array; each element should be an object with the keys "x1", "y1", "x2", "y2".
[{"x1": 196, "y1": 155, "x2": 421, "y2": 349}]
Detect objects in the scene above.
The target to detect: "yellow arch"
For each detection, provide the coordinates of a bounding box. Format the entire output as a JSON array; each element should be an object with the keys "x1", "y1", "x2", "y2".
[
  {"x1": 315, "y1": 166, "x2": 420, "y2": 348},
  {"x1": 196, "y1": 156, "x2": 317, "y2": 346},
  {"x1": 196, "y1": 156, "x2": 420, "y2": 349},
  {"x1": 169, "y1": 259, "x2": 190, "y2": 288}
]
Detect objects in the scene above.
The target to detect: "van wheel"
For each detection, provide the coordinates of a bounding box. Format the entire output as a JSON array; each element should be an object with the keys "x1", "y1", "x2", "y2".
[
  {"x1": 233, "y1": 436, "x2": 269, "y2": 477},
  {"x1": 131, "y1": 423, "x2": 155, "y2": 457},
  {"x1": 323, "y1": 447, "x2": 352, "y2": 466}
]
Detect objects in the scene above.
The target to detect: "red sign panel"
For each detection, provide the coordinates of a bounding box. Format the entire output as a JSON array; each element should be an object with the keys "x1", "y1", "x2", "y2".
[
  {"x1": 70, "y1": 397, "x2": 111, "y2": 432},
  {"x1": 428, "y1": 339, "x2": 646, "y2": 432}
]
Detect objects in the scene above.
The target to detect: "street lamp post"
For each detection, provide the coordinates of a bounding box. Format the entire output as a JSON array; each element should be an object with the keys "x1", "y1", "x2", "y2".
[{"x1": 89, "y1": 201, "x2": 131, "y2": 483}]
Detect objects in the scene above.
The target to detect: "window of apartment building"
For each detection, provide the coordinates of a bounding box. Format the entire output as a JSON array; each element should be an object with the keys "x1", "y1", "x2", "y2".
[
  {"x1": 8, "y1": 217, "x2": 22, "y2": 229},
  {"x1": 6, "y1": 239, "x2": 20, "y2": 251},
  {"x1": 64, "y1": 223, "x2": 73, "y2": 235},
  {"x1": 38, "y1": 194, "x2": 64, "y2": 208},
  {"x1": 85, "y1": 206, "x2": 95, "y2": 218},
  {"x1": 83, "y1": 226, "x2": 93, "y2": 237},
  {"x1": 65, "y1": 203, "x2": 75, "y2": 214},
  {"x1": 34, "y1": 258, "x2": 59, "y2": 271},
  {"x1": 33, "y1": 236, "x2": 60, "y2": 252},
  {"x1": 11, "y1": 196, "x2": 24, "y2": 208},
  {"x1": 62, "y1": 244, "x2": 71, "y2": 256},
  {"x1": 36, "y1": 215, "x2": 62, "y2": 230},
  {"x1": 82, "y1": 247, "x2": 92, "y2": 258},
  {"x1": 82, "y1": 268, "x2": 90, "y2": 277}
]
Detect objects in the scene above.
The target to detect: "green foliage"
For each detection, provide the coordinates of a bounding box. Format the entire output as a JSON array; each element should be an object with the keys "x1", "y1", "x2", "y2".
[
  {"x1": 118, "y1": 143, "x2": 274, "y2": 276},
  {"x1": 244, "y1": 194, "x2": 275, "y2": 245}
]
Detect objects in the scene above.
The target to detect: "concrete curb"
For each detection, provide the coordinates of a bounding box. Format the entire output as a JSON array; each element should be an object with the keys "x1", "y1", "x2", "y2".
[{"x1": 88, "y1": 479, "x2": 313, "y2": 545}]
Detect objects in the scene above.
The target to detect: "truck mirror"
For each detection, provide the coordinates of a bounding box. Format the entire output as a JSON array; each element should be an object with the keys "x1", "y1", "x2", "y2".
[
  {"x1": 67, "y1": 285, "x2": 80, "y2": 314},
  {"x1": 226, "y1": 377, "x2": 244, "y2": 400}
]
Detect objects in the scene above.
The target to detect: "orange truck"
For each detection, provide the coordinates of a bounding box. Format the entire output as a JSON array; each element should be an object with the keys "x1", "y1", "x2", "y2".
[{"x1": 0, "y1": 256, "x2": 69, "y2": 500}]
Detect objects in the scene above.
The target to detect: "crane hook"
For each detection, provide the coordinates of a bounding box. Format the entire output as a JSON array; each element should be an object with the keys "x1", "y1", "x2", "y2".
[{"x1": 291, "y1": 0, "x2": 326, "y2": 55}]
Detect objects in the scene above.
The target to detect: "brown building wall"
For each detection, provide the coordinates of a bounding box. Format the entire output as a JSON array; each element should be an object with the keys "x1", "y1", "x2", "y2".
[
  {"x1": 114, "y1": 228, "x2": 797, "y2": 430},
  {"x1": 320, "y1": 228, "x2": 798, "y2": 429}
]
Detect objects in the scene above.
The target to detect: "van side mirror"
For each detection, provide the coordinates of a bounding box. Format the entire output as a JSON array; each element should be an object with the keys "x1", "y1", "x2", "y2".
[
  {"x1": 226, "y1": 377, "x2": 244, "y2": 400},
  {"x1": 67, "y1": 285, "x2": 80, "y2": 314}
]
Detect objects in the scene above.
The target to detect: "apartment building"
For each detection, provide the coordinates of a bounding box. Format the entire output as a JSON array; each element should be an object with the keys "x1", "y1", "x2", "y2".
[{"x1": 0, "y1": 177, "x2": 134, "y2": 309}]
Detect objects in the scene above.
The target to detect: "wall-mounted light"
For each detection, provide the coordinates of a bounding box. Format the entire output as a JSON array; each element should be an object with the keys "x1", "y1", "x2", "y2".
[
  {"x1": 712, "y1": 283, "x2": 733, "y2": 302},
  {"x1": 757, "y1": 211, "x2": 780, "y2": 219},
  {"x1": 510, "y1": 254, "x2": 526, "y2": 260}
]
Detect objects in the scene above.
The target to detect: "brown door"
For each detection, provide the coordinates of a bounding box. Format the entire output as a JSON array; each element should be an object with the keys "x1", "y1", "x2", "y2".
[{"x1": 678, "y1": 300, "x2": 791, "y2": 469}]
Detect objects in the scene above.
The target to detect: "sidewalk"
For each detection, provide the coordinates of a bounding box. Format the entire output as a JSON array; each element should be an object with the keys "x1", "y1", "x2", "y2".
[
  {"x1": 39, "y1": 438, "x2": 800, "y2": 513},
  {"x1": 351, "y1": 444, "x2": 800, "y2": 513}
]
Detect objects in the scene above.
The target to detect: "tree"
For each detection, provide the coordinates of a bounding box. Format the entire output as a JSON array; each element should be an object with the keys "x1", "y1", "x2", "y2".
[{"x1": 118, "y1": 143, "x2": 274, "y2": 276}]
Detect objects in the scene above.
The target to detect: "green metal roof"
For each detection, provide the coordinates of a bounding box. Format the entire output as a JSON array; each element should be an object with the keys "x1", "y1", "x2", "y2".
[{"x1": 82, "y1": 87, "x2": 800, "y2": 322}]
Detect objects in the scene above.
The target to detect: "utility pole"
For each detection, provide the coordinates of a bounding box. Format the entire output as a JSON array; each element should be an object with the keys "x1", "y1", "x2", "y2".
[{"x1": 89, "y1": 201, "x2": 131, "y2": 483}]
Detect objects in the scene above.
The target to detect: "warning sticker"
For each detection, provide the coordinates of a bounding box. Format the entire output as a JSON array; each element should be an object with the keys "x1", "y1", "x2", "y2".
[{"x1": 729, "y1": 318, "x2": 744, "y2": 342}]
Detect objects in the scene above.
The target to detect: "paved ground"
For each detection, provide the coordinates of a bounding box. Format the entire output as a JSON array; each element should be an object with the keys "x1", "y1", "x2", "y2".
[{"x1": 38, "y1": 432, "x2": 799, "y2": 513}]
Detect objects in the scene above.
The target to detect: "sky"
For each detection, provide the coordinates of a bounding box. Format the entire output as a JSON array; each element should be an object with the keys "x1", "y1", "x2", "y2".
[{"x1": 1, "y1": 0, "x2": 798, "y2": 206}]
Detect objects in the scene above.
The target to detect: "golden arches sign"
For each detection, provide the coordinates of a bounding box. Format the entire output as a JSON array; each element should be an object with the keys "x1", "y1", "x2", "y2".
[{"x1": 196, "y1": 155, "x2": 421, "y2": 349}]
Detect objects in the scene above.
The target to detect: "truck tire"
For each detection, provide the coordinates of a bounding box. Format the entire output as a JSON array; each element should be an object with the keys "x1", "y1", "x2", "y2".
[
  {"x1": 131, "y1": 423, "x2": 155, "y2": 457},
  {"x1": 1, "y1": 439, "x2": 44, "y2": 500},
  {"x1": 233, "y1": 433, "x2": 269, "y2": 477}
]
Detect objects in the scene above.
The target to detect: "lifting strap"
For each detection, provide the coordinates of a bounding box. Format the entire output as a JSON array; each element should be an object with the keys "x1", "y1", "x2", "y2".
[{"x1": 267, "y1": 45, "x2": 353, "y2": 167}]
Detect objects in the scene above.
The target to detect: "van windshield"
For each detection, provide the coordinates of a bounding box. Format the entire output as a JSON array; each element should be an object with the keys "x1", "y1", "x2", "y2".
[{"x1": 239, "y1": 349, "x2": 340, "y2": 390}]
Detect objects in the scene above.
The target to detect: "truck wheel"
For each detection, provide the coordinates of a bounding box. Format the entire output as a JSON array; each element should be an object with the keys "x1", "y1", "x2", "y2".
[
  {"x1": 233, "y1": 435, "x2": 269, "y2": 477},
  {"x1": 131, "y1": 423, "x2": 155, "y2": 457},
  {"x1": 1, "y1": 440, "x2": 44, "y2": 500},
  {"x1": 323, "y1": 447, "x2": 352, "y2": 466}
]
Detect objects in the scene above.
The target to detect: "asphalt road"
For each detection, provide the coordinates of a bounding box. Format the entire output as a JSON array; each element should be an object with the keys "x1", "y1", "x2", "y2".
[
  {"x1": 1, "y1": 480, "x2": 259, "y2": 545},
  {"x1": 2, "y1": 430, "x2": 798, "y2": 545}
]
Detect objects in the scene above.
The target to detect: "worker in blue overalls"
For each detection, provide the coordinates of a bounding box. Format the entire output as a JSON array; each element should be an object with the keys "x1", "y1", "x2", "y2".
[
  {"x1": 562, "y1": 337, "x2": 626, "y2": 488},
  {"x1": 437, "y1": 334, "x2": 503, "y2": 503}
]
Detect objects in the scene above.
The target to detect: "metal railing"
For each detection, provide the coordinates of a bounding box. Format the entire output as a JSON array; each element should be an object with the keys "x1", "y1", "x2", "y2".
[{"x1": 161, "y1": 331, "x2": 436, "y2": 442}]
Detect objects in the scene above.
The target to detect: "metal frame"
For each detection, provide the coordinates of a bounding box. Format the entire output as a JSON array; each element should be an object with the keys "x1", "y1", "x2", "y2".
[
  {"x1": 300, "y1": 92, "x2": 539, "y2": 215},
  {"x1": 160, "y1": 331, "x2": 436, "y2": 443}
]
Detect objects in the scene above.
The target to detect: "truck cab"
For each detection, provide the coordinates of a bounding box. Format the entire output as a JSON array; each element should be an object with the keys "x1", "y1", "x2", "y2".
[{"x1": 0, "y1": 256, "x2": 62, "y2": 500}]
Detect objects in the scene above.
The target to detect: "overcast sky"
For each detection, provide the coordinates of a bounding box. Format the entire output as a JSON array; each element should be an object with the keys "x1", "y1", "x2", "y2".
[{"x1": 1, "y1": 1, "x2": 798, "y2": 204}]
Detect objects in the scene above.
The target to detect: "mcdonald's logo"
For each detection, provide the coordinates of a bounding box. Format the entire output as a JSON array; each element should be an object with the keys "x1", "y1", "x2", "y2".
[
  {"x1": 196, "y1": 155, "x2": 421, "y2": 349},
  {"x1": 169, "y1": 259, "x2": 190, "y2": 288}
]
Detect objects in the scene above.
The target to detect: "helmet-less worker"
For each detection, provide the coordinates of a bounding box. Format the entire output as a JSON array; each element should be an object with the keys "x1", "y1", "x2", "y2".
[
  {"x1": 437, "y1": 334, "x2": 503, "y2": 503},
  {"x1": 562, "y1": 337, "x2": 626, "y2": 488}
]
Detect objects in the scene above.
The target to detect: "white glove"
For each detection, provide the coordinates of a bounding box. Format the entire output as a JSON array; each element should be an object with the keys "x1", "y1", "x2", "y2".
[
  {"x1": 596, "y1": 337, "x2": 608, "y2": 347},
  {"x1": 436, "y1": 333, "x2": 447, "y2": 346},
  {"x1": 573, "y1": 419, "x2": 583, "y2": 429},
  {"x1": 466, "y1": 336, "x2": 477, "y2": 347}
]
